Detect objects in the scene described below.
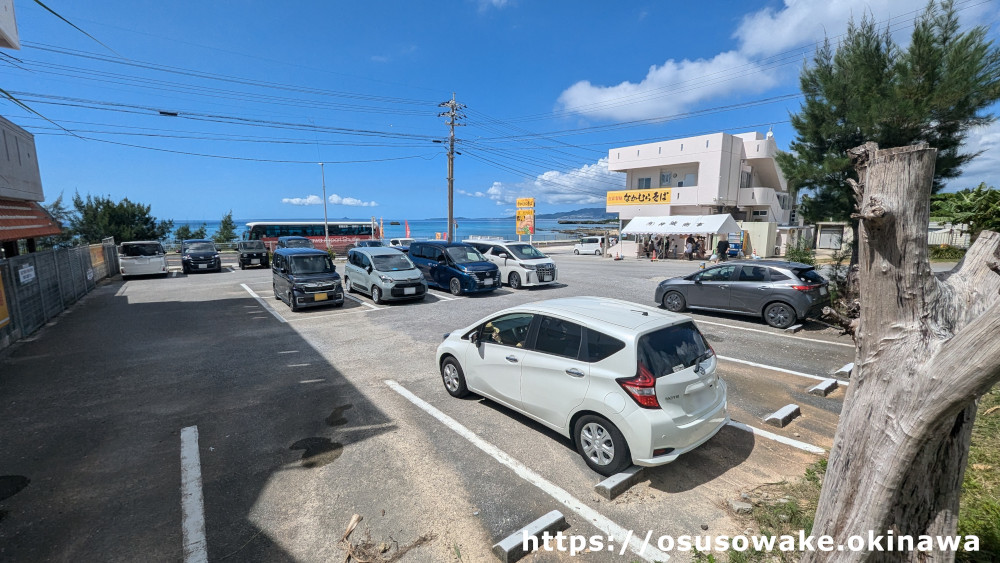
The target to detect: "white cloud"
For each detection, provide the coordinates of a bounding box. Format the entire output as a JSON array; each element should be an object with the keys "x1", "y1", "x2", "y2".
[
  {"x1": 948, "y1": 122, "x2": 1000, "y2": 191},
  {"x1": 484, "y1": 157, "x2": 624, "y2": 206},
  {"x1": 281, "y1": 195, "x2": 323, "y2": 206},
  {"x1": 557, "y1": 0, "x2": 993, "y2": 121},
  {"x1": 329, "y1": 194, "x2": 378, "y2": 207},
  {"x1": 458, "y1": 189, "x2": 486, "y2": 197},
  {"x1": 478, "y1": 0, "x2": 509, "y2": 9},
  {"x1": 557, "y1": 51, "x2": 778, "y2": 121}
]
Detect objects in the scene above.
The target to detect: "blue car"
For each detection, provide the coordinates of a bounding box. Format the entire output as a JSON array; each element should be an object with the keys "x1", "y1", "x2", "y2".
[{"x1": 407, "y1": 241, "x2": 500, "y2": 295}]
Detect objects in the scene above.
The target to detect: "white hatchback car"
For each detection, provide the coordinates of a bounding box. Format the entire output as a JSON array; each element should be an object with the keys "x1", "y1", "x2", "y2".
[
  {"x1": 436, "y1": 296, "x2": 728, "y2": 475},
  {"x1": 465, "y1": 240, "x2": 557, "y2": 289}
]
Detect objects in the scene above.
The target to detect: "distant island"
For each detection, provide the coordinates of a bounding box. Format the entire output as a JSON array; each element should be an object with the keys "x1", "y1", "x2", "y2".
[{"x1": 535, "y1": 207, "x2": 617, "y2": 220}]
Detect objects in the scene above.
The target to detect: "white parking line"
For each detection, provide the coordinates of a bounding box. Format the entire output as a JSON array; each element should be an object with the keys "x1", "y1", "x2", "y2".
[
  {"x1": 385, "y1": 380, "x2": 670, "y2": 562},
  {"x1": 717, "y1": 356, "x2": 850, "y2": 386},
  {"x1": 344, "y1": 293, "x2": 382, "y2": 310},
  {"x1": 180, "y1": 426, "x2": 208, "y2": 563},
  {"x1": 695, "y1": 319, "x2": 854, "y2": 348},
  {"x1": 430, "y1": 292, "x2": 459, "y2": 301},
  {"x1": 240, "y1": 284, "x2": 286, "y2": 324},
  {"x1": 726, "y1": 421, "x2": 826, "y2": 455}
]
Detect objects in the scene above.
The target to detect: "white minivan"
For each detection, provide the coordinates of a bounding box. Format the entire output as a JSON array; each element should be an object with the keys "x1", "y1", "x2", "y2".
[
  {"x1": 119, "y1": 241, "x2": 168, "y2": 277},
  {"x1": 436, "y1": 296, "x2": 728, "y2": 475},
  {"x1": 574, "y1": 236, "x2": 605, "y2": 256},
  {"x1": 465, "y1": 240, "x2": 557, "y2": 289}
]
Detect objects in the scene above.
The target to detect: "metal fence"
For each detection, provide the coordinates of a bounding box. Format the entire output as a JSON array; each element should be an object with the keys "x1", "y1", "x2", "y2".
[{"x1": 0, "y1": 240, "x2": 118, "y2": 351}]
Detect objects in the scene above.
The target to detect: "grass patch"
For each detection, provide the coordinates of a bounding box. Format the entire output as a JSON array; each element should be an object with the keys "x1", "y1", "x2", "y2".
[
  {"x1": 719, "y1": 391, "x2": 1000, "y2": 562},
  {"x1": 958, "y1": 387, "x2": 1000, "y2": 562}
]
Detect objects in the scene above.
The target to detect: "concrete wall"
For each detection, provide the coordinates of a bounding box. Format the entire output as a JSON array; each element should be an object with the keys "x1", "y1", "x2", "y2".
[{"x1": 0, "y1": 115, "x2": 43, "y2": 202}]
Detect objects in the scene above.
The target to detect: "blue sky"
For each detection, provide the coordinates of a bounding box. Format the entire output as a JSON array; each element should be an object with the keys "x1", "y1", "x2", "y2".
[{"x1": 3, "y1": 0, "x2": 999, "y2": 223}]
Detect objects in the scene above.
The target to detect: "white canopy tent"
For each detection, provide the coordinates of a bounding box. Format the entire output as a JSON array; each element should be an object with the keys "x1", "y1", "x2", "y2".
[{"x1": 621, "y1": 214, "x2": 740, "y2": 236}]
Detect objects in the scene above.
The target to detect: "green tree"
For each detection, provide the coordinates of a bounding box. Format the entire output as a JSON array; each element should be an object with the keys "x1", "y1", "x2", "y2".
[
  {"x1": 778, "y1": 0, "x2": 1000, "y2": 225},
  {"x1": 70, "y1": 193, "x2": 173, "y2": 243},
  {"x1": 173, "y1": 224, "x2": 193, "y2": 242},
  {"x1": 213, "y1": 210, "x2": 238, "y2": 244},
  {"x1": 191, "y1": 223, "x2": 208, "y2": 239},
  {"x1": 38, "y1": 192, "x2": 77, "y2": 248},
  {"x1": 932, "y1": 183, "x2": 1000, "y2": 241}
]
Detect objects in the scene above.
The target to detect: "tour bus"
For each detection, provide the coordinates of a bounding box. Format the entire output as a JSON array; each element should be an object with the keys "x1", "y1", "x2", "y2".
[{"x1": 244, "y1": 221, "x2": 377, "y2": 252}]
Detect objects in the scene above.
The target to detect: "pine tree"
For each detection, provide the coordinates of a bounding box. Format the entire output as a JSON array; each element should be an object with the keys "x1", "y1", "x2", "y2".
[{"x1": 213, "y1": 210, "x2": 238, "y2": 244}]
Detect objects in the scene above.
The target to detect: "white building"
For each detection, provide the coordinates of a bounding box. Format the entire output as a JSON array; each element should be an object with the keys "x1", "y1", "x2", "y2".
[{"x1": 605, "y1": 131, "x2": 803, "y2": 257}]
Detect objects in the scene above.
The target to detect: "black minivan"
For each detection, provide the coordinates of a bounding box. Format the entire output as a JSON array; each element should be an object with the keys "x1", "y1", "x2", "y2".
[
  {"x1": 272, "y1": 248, "x2": 344, "y2": 311},
  {"x1": 408, "y1": 241, "x2": 500, "y2": 296}
]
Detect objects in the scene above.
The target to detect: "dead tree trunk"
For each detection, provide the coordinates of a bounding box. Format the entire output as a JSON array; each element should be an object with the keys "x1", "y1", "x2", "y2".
[{"x1": 804, "y1": 143, "x2": 1000, "y2": 562}]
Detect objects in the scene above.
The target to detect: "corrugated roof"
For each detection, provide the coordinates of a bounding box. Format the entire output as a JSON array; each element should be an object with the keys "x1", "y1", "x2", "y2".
[{"x1": 0, "y1": 198, "x2": 62, "y2": 241}]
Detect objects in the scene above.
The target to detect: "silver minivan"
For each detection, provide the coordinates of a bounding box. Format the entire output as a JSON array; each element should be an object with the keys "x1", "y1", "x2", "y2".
[{"x1": 344, "y1": 247, "x2": 427, "y2": 304}]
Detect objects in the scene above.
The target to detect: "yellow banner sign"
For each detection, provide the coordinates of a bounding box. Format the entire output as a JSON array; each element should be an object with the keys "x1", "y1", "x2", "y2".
[
  {"x1": 0, "y1": 274, "x2": 10, "y2": 330},
  {"x1": 516, "y1": 198, "x2": 535, "y2": 208},
  {"x1": 606, "y1": 188, "x2": 672, "y2": 206},
  {"x1": 515, "y1": 209, "x2": 535, "y2": 235}
]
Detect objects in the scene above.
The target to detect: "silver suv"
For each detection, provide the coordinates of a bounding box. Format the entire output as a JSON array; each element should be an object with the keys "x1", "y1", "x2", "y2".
[{"x1": 344, "y1": 247, "x2": 427, "y2": 304}]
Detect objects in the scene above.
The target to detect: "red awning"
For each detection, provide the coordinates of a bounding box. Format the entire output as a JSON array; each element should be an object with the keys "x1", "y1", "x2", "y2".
[{"x1": 0, "y1": 198, "x2": 63, "y2": 242}]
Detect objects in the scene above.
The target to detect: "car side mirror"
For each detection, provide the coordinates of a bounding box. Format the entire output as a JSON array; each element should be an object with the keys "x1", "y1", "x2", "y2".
[
  {"x1": 366, "y1": 265, "x2": 373, "y2": 274},
  {"x1": 280, "y1": 267, "x2": 287, "y2": 274},
  {"x1": 437, "y1": 258, "x2": 446, "y2": 265}
]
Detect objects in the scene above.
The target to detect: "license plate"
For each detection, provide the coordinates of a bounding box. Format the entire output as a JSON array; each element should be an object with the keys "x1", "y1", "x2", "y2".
[
  {"x1": 251, "y1": 259, "x2": 260, "y2": 265},
  {"x1": 403, "y1": 287, "x2": 416, "y2": 295},
  {"x1": 820, "y1": 287, "x2": 828, "y2": 295},
  {"x1": 313, "y1": 293, "x2": 327, "y2": 301},
  {"x1": 197, "y1": 264, "x2": 207, "y2": 269},
  {"x1": 541, "y1": 275, "x2": 552, "y2": 282}
]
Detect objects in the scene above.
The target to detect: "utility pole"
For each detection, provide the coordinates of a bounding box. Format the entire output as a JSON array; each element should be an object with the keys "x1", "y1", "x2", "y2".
[
  {"x1": 438, "y1": 93, "x2": 465, "y2": 242},
  {"x1": 319, "y1": 162, "x2": 329, "y2": 250}
]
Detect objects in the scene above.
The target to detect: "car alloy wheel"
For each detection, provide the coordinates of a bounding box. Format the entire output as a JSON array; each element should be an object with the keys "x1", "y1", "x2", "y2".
[
  {"x1": 371, "y1": 285, "x2": 383, "y2": 305},
  {"x1": 662, "y1": 291, "x2": 685, "y2": 312},
  {"x1": 764, "y1": 302, "x2": 796, "y2": 329},
  {"x1": 574, "y1": 249, "x2": 580, "y2": 255},
  {"x1": 288, "y1": 291, "x2": 299, "y2": 312},
  {"x1": 344, "y1": 276, "x2": 354, "y2": 293},
  {"x1": 573, "y1": 415, "x2": 631, "y2": 476},
  {"x1": 449, "y1": 277, "x2": 462, "y2": 296},
  {"x1": 441, "y1": 357, "x2": 469, "y2": 398},
  {"x1": 508, "y1": 272, "x2": 521, "y2": 289},
  {"x1": 594, "y1": 249, "x2": 601, "y2": 256}
]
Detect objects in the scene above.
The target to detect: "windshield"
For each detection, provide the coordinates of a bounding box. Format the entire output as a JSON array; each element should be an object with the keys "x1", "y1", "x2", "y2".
[
  {"x1": 241, "y1": 241, "x2": 265, "y2": 251},
  {"x1": 283, "y1": 238, "x2": 314, "y2": 248},
  {"x1": 507, "y1": 244, "x2": 546, "y2": 260},
  {"x1": 122, "y1": 243, "x2": 163, "y2": 257},
  {"x1": 637, "y1": 322, "x2": 712, "y2": 376},
  {"x1": 184, "y1": 242, "x2": 216, "y2": 253},
  {"x1": 392, "y1": 238, "x2": 413, "y2": 245},
  {"x1": 445, "y1": 246, "x2": 487, "y2": 264},
  {"x1": 372, "y1": 254, "x2": 414, "y2": 271},
  {"x1": 290, "y1": 255, "x2": 335, "y2": 275}
]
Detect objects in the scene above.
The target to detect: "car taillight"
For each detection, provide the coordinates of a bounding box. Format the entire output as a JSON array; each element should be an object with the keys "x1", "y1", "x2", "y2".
[
  {"x1": 791, "y1": 285, "x2": 817, "y2": 291},
  {"x1": 617, "y1": 362, "x2": 660, "y2": 409}
]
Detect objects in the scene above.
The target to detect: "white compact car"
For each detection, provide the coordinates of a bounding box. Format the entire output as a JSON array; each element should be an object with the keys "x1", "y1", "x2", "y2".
[
  {"x1": 573, "y1": 236, "x2": 605, "y2": 256},
  {"x1": 436, "y1": 296, "x2": 728, "y2": 475},
  {"x1": 119, "y1": 241, "x2": 168, "y2": 277},
  {"x1": 465, "y1": 240, "x2": 557, "y2": 289}
]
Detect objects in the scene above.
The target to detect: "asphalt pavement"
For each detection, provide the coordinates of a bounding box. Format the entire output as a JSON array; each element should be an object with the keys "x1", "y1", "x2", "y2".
[{"x1": 1, "y1": 248, "x2": 857, "y2": 562}]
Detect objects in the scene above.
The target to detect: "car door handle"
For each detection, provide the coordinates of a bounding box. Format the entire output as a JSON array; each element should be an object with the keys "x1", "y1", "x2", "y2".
[
  {"x1": 505, "y1": 355, "x2": 519, "y2": 363},
  {"x1": 565, "y1": 368, "x2": 585, "y2": 378}
]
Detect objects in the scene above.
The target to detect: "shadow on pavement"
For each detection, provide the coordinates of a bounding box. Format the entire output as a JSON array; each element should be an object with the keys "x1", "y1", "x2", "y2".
[{"x1": 0, "y1": 280, "x2": 395, "y2": 561}]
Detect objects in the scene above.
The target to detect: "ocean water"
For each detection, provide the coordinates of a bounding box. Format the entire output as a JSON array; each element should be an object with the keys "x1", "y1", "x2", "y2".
[{"x1": 170, "y1": 218, "x2": 615, "y2": 241}]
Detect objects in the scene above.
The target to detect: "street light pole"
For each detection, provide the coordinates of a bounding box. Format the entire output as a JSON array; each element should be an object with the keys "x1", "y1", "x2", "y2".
[{"x1": 320, "y1": 162, "x2": 329, "y2": 250}]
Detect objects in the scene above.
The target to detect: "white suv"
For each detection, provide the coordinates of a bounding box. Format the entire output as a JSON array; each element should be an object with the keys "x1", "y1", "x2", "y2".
[
  {"x1": 436, "y1": 296, "x2": 728, "y2": 475},
  {"x1": 465, "y1": 240, "x2": 557, "y2": 289}
]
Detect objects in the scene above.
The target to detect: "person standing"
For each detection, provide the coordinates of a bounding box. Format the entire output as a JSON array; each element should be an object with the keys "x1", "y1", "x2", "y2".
[
  {"x1": 716, "y1": 237, "x2": 730, "y2": 262},
  {"x1": 684, "y1": 236, "x2": 694, "y2": 261}
]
